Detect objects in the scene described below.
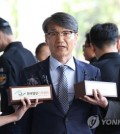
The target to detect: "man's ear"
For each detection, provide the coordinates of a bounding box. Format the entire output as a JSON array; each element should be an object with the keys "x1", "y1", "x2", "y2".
[
  {"x1": 73, "y1": 33, "x2": 78, "y2": 47},
  {"x1": 0, "y1": 31, "x2": 6, "y2": 43},
  {"x1": 45, "y1": 35, "x2": 47, "y2": 43},
  {"x1": 0, "y1": 31, "x2": 3, "y2": 40},
  {"x1": 90, "y1": 43, "x2": 93, "y2": 47},
  {"x1": 116, "y1": 38, "x2": 120, "y2": 52},
  {"x1": 74, "y1": 33, "x2": 78, "y2": 41},
  {"x1": 92, "y1": 44, "x2": 96, "y2": 52},
  {"x1": 90, "y1": 43, "x2": 94, "y2": 50}
]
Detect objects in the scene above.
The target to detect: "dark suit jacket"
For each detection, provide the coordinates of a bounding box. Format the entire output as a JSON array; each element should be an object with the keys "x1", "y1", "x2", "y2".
[
  {"x1": 92, "y1": 52, "x2": 120, "y2": 134},
  {"x1": 2, "y1": 42, "x2": 36, "y2": 86},
  {"x1": 0, "y1": 42, "x2": 36, "y2": 134},
  {"x1": 19, "y1": 57, "x2": 101, "y2": 134},
  {"x1": 92, "y1": 52, "x2": 120, "y2": 82}
]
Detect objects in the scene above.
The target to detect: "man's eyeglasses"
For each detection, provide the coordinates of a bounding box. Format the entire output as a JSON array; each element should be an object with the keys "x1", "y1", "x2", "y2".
[{"x1": 46, "y1": 31, "x2": 76, "y2": 39}]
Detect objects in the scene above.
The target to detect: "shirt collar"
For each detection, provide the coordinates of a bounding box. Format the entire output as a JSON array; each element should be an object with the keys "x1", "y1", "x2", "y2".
[{"x1": 50, "y1": 56, "x2": 75, "y2": 71}]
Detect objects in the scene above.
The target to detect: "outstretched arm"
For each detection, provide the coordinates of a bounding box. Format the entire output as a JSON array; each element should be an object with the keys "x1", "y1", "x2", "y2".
[
  {"x1": 80, "y1": 89, "x2": 108, "y2": 108},
  {"x1": 0, "y1": 98, "x2": 42, "y2": 126},
  {"x1": 80, "y1": 89, "x2": 120, "y2": 119}
]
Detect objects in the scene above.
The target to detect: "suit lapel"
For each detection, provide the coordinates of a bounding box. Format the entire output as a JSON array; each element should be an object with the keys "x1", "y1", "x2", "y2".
[
  {"x1": 75, "y1": 59, "x2": 86, "y2": 83},
  {"x1": 37, "y1": 58, "x2": 64, "y2": 115},
  {"x1": 69, "y1": 59, "x2": 87, "y2": 111}
]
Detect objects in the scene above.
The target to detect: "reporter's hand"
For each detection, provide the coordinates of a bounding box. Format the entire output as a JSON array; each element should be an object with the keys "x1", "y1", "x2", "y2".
[
  {"x1": 14, "y1": 98, "x2": 43, "y2": 121},
  {"x1": 79, "y1": 89, "x2": 108, "y2": 108}
]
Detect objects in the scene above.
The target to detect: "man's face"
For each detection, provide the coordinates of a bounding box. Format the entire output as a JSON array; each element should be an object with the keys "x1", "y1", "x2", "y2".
[
  {"x1": 45, "y1": 24, "x2": 78, "y2": 61},
  {"x1": 83, "y1": 42, "x2": 95, "y2": 61}
]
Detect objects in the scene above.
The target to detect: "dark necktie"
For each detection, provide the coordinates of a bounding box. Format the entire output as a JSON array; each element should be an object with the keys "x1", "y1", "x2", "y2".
[{"x1": 58, "y1": 65, "x2": 69, "y2": 114}]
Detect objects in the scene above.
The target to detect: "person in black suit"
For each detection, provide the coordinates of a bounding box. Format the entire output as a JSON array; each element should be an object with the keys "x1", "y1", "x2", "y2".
[
  {"x1": 19, "y1": 12, "x2": 101, "y2": 134},
  {"x1": 0, "y1": 17, "x2": 36, "y2": 134},
  {"x1": 81, "y1": 23, "x2": 120, "y2": 134}
]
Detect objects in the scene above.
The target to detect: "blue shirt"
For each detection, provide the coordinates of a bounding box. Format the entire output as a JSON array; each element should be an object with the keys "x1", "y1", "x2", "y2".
[{"x1": 50, "y1": 56, "x2": 76, "y2": 104}]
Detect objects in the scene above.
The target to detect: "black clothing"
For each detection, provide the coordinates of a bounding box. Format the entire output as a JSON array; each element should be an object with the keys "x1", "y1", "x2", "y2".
[
  {"x1": 90, "y1": 57, "x2": 98, "y2": 65},
  {"x1": 0, "y1": 41, "x2": 36, "y2": 134},
  {"x1": 92, "y1": 52, "x2": 120, "y2": 134}
]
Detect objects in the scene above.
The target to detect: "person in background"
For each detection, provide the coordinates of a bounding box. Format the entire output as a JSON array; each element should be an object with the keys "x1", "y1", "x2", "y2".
[
  {"x1": 19, "y1": 12, "x2": 101, "y2": 134},
  {"x1": 83, "y1": 32, "x2": 97, "y2": 64},
  {"x1": 35, "y1": 42, "x2": 50, "y2": 62},
  {"x1": 81, "y1": 22, "x2": 120, "y2": 134},
  {"x1": 0, "y1": 17, "x2": 36, "y2": 134},
  {"x1": 91, "y1": 23, "x2": 120, "y2": 82},
  {"x1": 0, "y1": 98, "x2": 39, "y2": 127}
]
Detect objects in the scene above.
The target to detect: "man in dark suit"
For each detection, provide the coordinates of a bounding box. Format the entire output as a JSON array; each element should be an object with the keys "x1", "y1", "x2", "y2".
[
  {"x1": 19, "y1": 12, "x2": 101, "y2": 134},
  {"x1": 0, "y1": 17, "x2": 36, "y2": 134},
  {"x1": 82, "y1": 23, "x2": 120, "y2": 134}
]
